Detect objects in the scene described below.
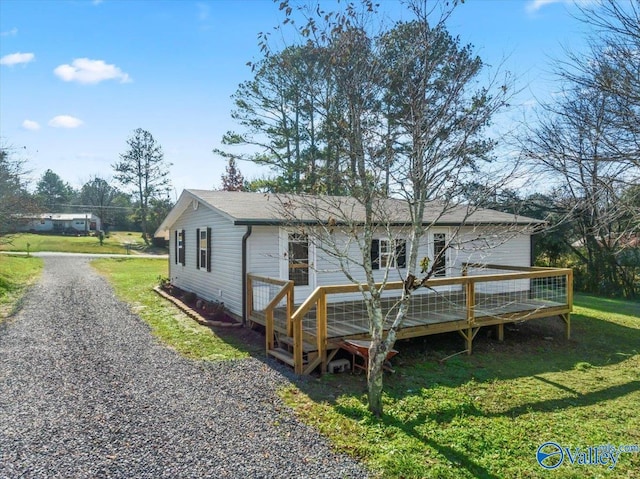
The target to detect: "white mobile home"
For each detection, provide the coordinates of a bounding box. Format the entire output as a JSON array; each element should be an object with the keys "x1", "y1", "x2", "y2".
[
  {"x1": 155, "y1": 190, "x2": 543, "y2": 323},
  {"x1": 14, "y1": 213, "x2": 101, "y2": 234}
]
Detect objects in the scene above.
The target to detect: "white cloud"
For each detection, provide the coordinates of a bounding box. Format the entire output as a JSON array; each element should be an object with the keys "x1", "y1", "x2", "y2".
[
  {"x1": 526, "y1": 0, "x2": 561, "y2": 13},
  {"x1": 0, "y1": 52, "x2": 35, "y2": 66},
  {"x1": 48, "y1": 115, "x2": 84, "y2": 128},
  {"x1": 196, "y1": 2, "x2": 210, "y2": 21},
  {"x1": 53, "y1": 58, "x2": 131, "y2": 84},
  {"x1": 22, "y1": 120, "x2": 41, "y2": 131},
  {"x1": 1, "y1": 27, "x2": 18, "y2": 37},
  {"x1": 526, "y1": 0, "x2": 597, "y2": 14}
]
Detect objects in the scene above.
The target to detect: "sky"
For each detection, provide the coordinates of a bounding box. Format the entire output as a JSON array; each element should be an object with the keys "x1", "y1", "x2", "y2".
[{"x1": 0, "y1": 0, "x2": 595, "y2": 198}]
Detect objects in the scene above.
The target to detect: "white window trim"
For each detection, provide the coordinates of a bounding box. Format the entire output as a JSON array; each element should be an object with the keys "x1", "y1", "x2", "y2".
[{"x1": 198, "y1": 227, "x2": 208, "y2": 270}]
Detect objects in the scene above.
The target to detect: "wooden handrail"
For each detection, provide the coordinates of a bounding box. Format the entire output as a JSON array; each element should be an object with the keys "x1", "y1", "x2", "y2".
[
  {"x1": 247, "y1": 274, "x2": 291, "y2": 286},
  {"x1": 290, "y1": 287, "x2": 324, "y2": 323},
  {"x1": 317, "y1": 268, "x2": 572, "y2": 295},
  {"x1": 265, "y1": 280, "x2": 294, "y2": 311},
  {"x1": 250, "y1": 265, "x2": 573, "y2": 375},
  {"x1": 462, "y1": 263, "x2": 558, "y2": 272}
]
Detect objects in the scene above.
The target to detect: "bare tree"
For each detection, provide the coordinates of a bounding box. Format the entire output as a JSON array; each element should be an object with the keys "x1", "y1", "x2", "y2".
[
  {"x1": 0, "y1": 145, "x2": 38, "y2": 239},
  {"x1": 522, "y1": 0, "x2": 640, "y2": 297},
  {"x1": 271, "y1": 0, "x2": 516, "y2": 416},
  {"x1": 569, "y1": 0, "x2": 640, "y2": 171}
]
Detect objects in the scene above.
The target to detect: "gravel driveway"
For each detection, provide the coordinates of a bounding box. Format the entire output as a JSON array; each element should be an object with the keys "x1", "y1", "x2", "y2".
[{"x1": 0, "y1": 256, "x2": 367, "y2": 478}]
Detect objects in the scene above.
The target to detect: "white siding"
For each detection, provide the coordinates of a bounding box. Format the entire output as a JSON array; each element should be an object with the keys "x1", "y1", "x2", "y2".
[
  {"x1": 452, "y1": 226, "x2": 532, "y2": 294},
  {"x1": 169, "y1": 205, "x2": 247, "y2": 318},
  {"x1": 247, "y1": 226, "x2": 280, "y2": 278},
  {"x1": 172, "y1": 214, "x2": 533, "y2": 312}
]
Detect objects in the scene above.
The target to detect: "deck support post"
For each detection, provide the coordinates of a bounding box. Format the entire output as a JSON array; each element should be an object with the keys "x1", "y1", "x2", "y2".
[
  {"x1": 246, "y1": 275, "x2": 253, "y2": 324},
  {"x1": 293, "y1": 314, "x2": 303, "y2": 375},
  {"x1": 265, "y1": 309, "x2": 274, "y2": 353},
  {"x1": 561, "y1": 313, "x2": 571, "y2": 340},
  {"x1": 464, "y1": 279, "x2": 476, "y2": 354},
  {"x1": 497, "y1": 323, "x2": 504, "y2": 342},
  {"x1": 458, "y1": 327, "x2": 480, "y2": 354},
  {"x1": 466, "y1": 328, "x2": 473, "y2": 354},
  {"x1": 317, "y1": 292, "x2": 328, "y2": 374},
  {"x1": 286, "y1": 282, "x2": 294, "y2": 337},
  {"x1": 565, "y1": 269, "x2": 573, "y2": 341}
]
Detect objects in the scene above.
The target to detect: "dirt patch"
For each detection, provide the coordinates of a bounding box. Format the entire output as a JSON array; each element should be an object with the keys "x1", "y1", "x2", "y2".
[{"x1": 154, "y1": 286, "x2": 240, "y2": 327}]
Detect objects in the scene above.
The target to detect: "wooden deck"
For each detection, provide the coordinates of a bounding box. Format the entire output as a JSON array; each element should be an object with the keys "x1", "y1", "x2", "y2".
[{"x1": 247, "y1": 264, "x2": 573, "y2": 374}]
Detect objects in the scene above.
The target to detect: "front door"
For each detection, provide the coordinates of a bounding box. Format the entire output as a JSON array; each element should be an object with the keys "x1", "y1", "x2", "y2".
[{"x1": 280, "y1": 229, "x2": 315, "y2": 300}]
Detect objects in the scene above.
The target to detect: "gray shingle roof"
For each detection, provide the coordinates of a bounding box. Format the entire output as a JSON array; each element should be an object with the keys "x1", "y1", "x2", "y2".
[
  {"x1": 187, "y1": 189, "x2": 542, "y2": 225},
  {"x1": 155, "y1": 190, "x2": 542, "y2": 238}
]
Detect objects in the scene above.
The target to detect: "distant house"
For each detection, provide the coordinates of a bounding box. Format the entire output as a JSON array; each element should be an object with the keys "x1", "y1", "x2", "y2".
[
  {"x1": 154, "y1": 190, "x2": 544, "y2": 323},
  {"x1": 14, "y1": 213, "x2": 101, "y2": 235}
]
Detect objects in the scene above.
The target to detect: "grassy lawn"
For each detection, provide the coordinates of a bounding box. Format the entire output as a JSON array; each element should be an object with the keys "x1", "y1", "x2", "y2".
[
  {"x1": 92, "y1": 257, "x2": 255, "y2": 360},
  {"x1": 0, "y1": 231, "x2": 167, "y2": 255},
  {"x1": 25, "y1": 251, "x2": 635, "y2": 477},
  {"x1": 0, "y1": 254, "x2": 44, "y2": 321},
  {"x1": 281, "y1": 294, "x2": 640, "y2": 478}
]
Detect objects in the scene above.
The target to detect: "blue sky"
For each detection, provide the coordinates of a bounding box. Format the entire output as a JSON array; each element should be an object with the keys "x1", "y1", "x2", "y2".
[{"x1": 0, "y1": 0, "x2": 593, "y2": 196}]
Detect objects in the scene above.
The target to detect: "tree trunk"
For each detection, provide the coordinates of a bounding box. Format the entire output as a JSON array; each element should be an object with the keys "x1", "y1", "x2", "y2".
[{"x1": 367, "y1": 339, "x2": 387, "y2": 417}]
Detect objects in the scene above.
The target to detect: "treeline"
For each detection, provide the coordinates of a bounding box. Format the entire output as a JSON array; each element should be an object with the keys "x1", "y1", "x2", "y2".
[
  {"x1": 1, "y1": 128, "x2": 173, "y2": 244},
  {"x1": 215, "y1": 0, "x2": 639, "y2": 298}
]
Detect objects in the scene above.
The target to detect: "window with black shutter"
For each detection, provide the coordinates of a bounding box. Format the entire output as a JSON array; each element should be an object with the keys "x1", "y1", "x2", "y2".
[
  {"x1": 206, "y1": 227, "x2": 212, "y2": 272},
  {"x1": 395, "y1": 240, "x2": 407, "y2": 268},
  {"x1": 179, "y1": 229, "x2": 186, "y2": 265},
  {"x1": 370, "y1": 239, "x2": 380, "y2": 270},
  {"x1": 196, "y1": 228, "x2": 200, "y2": 270},
  {"x1": 174, "y1": 230, "x2": 178, "y2": 265},
  {"x1": 376, "y1": 239, "x2": 407, "y2": 269},
  {"x1": 196, "y1": 227, "x2": 211, "y2": 271},
  {"x1": 433, "y1": 233, "x2": 447, "y2": 277}
]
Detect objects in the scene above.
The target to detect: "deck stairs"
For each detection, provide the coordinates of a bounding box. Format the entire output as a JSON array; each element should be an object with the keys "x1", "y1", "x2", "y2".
[{"x1": 267, "y1": 332, "x2": 319, "y2": 368}]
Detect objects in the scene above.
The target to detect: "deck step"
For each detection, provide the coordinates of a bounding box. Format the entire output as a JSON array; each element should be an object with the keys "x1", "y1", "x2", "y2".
[
  {"x1": 277, "y1": 335, "x2": 318, "y2": 353},
  {"x1": 268, "y1": 347, "x2": 299, "y2": 366}
]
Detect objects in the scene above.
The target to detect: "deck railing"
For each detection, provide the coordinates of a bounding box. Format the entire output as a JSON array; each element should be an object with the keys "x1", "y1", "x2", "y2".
[
  {"x1": 248, "y1": 265, "x2": 573, "y2": 375},
  {"x1": 246, "y1": 274, "x2": 294, "y2": 354}
]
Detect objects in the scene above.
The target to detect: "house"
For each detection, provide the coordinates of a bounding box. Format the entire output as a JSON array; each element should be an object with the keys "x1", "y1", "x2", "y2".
[
  {"x1": 14, "y1": 213, "x2": 101, "y2": 234},
  {"x1": 155, "y1": 189, "x2": 549, "y2": 319},
  {"x1": 155, "y1": 190, "x2": 572, "y2": 373}
]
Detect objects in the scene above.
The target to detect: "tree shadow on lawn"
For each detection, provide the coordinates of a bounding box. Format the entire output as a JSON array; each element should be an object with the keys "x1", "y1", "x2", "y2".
[
  {"x1": 283, "y1": 308, "x2": 639, "y2": 477},
  {"x1": 386, "y1": 311, "x2": 640, "y2": 389}
]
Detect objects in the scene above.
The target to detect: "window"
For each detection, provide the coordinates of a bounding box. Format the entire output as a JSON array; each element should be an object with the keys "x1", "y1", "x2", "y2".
[
  {"x1": 371, "y1": 239, "x2": 407, "y2": 270},
  {"x1": 196, "y1": 227, "x2": 212, "y2": 272},
  {"x1": 288, "y1": 233, "x2": 309, "y2": 286},
  {"x1": 175, "y1": 229, "x2": 185, "y2": 265},
  {"x1": 433, "y1": 233, "x2": 447, "y2": 277}
]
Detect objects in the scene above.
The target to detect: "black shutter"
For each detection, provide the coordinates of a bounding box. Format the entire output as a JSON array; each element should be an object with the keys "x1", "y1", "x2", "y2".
[
  {"x1": 196, "y1": 228, "x2": 200, "y2": 270},
  {"x1": 206, "y1": 227, "x2": 212, "y2": 272},
  {"x1": 180, "y1": 229, "x2": 186, "y2": 265},
  {"x1": 174, "y1": 230, "x2": 178, "y2": 265},
  {"x1": 370, "y1": 239, "x2": 380, "y2": 270},
  {"x1": 396, "y1": 240, "x2": 406, "y2": 268}
]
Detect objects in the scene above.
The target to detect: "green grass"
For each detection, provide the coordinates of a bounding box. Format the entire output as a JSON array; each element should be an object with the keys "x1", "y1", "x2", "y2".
[
  {"x1": 0, "y1": 254, "x2": 44, "y2": 320},
  {"x1": 92, "y1": 257, "x2": 254, "y2": 361},
  {"x1": 0, "y1": 231, "x2": 167, "y2": 255},
  {"x1": 281, "y1": 294, "x2": 640, "y2": 478}
]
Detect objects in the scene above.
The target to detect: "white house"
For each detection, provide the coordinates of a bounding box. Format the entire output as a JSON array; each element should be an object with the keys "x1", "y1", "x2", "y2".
[
  {"x1": 14, "y1": 213, "x2": 101, "y2": 234},
  {"x1": 155, "y1": 190, "x2": 544, "y2": 324}
]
